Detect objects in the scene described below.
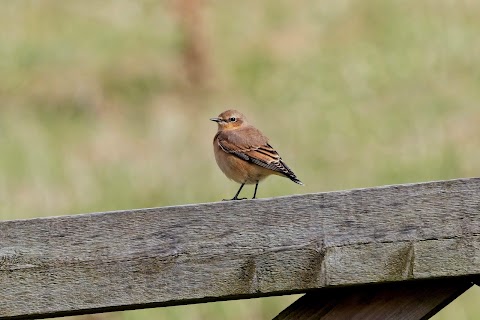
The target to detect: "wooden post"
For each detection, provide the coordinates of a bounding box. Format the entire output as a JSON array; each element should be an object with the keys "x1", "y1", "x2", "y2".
[{"x1": 1, "y1": 178, "x2": 480, "y2": 319}]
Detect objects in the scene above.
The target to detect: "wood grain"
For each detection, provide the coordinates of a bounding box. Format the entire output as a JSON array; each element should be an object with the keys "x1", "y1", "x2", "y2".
[
  {"x1": 1, "y1": 178, "x2": 480, "y2": 319},
  {"x1": 273, "y1": 278, "x2": 472, "y2": 320}
]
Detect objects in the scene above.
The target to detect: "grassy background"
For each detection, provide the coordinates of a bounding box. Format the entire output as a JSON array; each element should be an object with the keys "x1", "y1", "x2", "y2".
[{"x1": 1, "y1": 1, "x2": 480, "y2": 319}]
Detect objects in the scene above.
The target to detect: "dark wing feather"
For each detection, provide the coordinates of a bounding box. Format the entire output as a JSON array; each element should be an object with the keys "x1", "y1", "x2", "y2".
[{"x1": 216, "y1": 129, "x2": 303, "y2": 185}]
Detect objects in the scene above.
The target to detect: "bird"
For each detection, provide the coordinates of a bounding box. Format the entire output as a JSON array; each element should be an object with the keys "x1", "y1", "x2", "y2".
[{"x1": 210, "y1": 109, "x2": 303, "y2": 201}]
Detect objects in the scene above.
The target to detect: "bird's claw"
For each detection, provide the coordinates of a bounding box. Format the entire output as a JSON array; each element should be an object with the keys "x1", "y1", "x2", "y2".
[{"x1": 222, "y1": 197, "x2": 247, "y2": 201}]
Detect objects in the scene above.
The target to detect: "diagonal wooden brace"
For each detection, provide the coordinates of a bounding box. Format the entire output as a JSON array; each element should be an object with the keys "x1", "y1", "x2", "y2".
[{"x1": 274, "y1": 278, "x2": 472, "y2": 320}]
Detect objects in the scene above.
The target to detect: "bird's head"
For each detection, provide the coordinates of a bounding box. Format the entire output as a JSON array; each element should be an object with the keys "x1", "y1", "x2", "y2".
[{"x1": 210, "y1": 109, "x2": 247, "y2": 131}]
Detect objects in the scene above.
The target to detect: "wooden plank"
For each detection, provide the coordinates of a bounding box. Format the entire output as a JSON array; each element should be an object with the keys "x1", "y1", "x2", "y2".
[
  {"x1": 1, "y1": 178, "x2": 480, "y2": 319},
  {"x1": 273, "y1": 278, "x2": 472, "y2": 320}
]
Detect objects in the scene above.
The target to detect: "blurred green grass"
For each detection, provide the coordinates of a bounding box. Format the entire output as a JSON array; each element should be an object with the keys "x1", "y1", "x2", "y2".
[{"x1": 1, "y1": 1, "x2": 480, "y2": 319}]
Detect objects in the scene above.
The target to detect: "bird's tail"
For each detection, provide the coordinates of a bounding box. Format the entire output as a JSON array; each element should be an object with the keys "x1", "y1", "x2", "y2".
[
  {"x1": 289, "y1": 175, "x2": 304, "y2": 185},
  {"x1": 279, "y1": 160, "x2": 304, "y2": 186}
]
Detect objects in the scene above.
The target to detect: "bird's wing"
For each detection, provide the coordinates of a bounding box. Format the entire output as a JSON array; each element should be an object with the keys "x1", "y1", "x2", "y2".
[{"x1": 216, "y1": 127, "x2": 300, "y2": 182}]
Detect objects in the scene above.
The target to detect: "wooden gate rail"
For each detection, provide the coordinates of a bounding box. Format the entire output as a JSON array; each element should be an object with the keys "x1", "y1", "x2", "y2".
[{"x1": 1, "y1": 178, "x2": 479, "y2": 319}]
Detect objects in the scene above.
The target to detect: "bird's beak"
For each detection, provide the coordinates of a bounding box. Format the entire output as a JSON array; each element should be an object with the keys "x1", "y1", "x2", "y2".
[{"x1": 210, "y1": 117, "x2": 222, "y2": 123}]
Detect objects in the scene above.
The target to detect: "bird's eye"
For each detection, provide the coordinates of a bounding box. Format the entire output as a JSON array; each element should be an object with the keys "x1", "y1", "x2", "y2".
[{"x1": 229, "y1": 117, "x2": 236, "y2": 122}]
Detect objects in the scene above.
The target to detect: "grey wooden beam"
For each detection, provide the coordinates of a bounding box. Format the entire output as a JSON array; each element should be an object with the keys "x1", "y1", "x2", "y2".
[
  {"x1": 1, "y1": 178, "x2": 480, "y2": 319},
  {"x1": 273, "y1": 278, "x2": 473, "y2": 320}
]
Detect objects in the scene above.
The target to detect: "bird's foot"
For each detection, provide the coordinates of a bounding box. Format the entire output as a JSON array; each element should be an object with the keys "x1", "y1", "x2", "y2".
[{"x1": 222, "y1": 197, "x2": 247, "y2": 201}]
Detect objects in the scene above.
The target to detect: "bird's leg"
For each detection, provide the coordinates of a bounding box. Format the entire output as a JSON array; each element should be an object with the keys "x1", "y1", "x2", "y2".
[
  {"x1": 223, "y1": 183, "x2": 247, "y2": 201},
  {"x1": 252, "y1": 181, "x2": 259, "y2": 199}
]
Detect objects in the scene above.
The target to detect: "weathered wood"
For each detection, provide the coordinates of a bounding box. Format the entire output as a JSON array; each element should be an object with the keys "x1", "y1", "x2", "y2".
[
  {"x1": 1, "y1": 178, "x2": 480, "y2": 319},
  {"x1": 273, "y1": 278, "x2": 473, "y2": 320}
]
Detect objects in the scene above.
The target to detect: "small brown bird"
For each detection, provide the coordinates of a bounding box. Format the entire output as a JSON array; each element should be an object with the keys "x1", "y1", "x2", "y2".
[{"x1": 211, "y1": 109, "x2": 303, "y2": 201}]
